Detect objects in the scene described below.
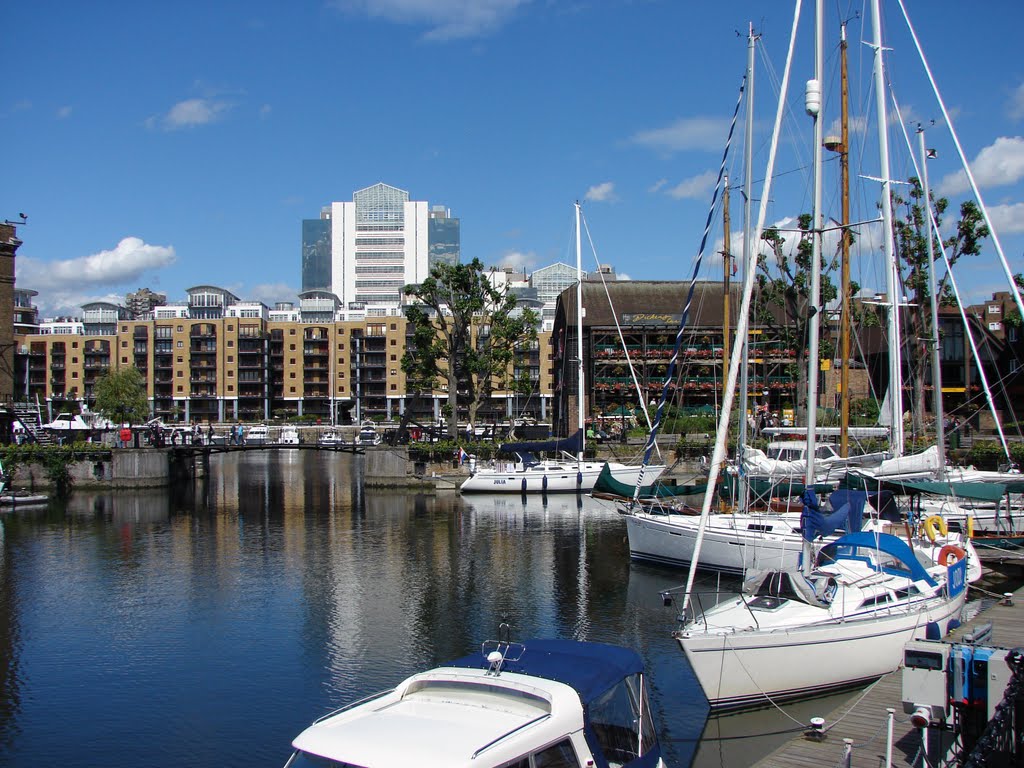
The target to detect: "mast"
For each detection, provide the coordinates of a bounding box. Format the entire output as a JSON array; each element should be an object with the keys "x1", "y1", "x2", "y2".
[
  {"x1": 737, "y1": 23, "x2": 757, "y2": 509},
  {"x1": 838, "y1": 23, "x2": 852, "y2": 458},
  {"x1": 574, "y1": 201, "x2": 585, "y2": 464},
  {"x1": 803, "y1": 0, "x2": 824, "y2": 493},
  {"x1": 722, "y1": 176, "x2": 732, "y2": 391},
  {"x1": 871, "y1": 0, "x2": 905, "y2": 457},
  {"x1": 918, "y1": 126, "x2": 945, "y2": 474}
]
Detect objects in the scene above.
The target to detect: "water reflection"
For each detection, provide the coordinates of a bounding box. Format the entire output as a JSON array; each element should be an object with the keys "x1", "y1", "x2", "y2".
[{"x1": 0, "y1": 451, "x2": 752, "y2": 767}]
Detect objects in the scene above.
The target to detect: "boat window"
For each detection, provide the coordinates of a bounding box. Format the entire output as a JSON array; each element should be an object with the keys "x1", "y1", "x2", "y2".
[
  {"x1": 859, "y1": 593, "x2": 893, "y2": 608},
  {"x1": 588, "y1": 674, "x2": 653, "y2": 766},
  {"x1": 745, "y1": 524, "x2": 774, "y2": 533},
  {"x1": 894, "y1": 586, "x2": 921, "y2": 600},
  {"x1": 532, "y1": 739, "x2": 579, "y2": 767}
]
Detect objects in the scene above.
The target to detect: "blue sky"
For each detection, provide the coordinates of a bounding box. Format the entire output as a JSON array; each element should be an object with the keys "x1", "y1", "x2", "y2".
[{"x1": 3, "y1": 0, "x2": 1022, "y2": 316}]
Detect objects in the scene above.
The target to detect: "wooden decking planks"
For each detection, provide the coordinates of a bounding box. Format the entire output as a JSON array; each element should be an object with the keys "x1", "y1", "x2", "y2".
[{"x1": 750, "y1": 584, "x2": 1024, "y2": 768}]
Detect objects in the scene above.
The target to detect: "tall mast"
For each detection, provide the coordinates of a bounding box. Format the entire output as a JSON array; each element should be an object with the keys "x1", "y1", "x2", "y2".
[
  {"x1": 871, "y1": 0, "x2": 904, "y2": 456},
  {"x1": 722, "y1": 175, "x2": 732, "y2": 391},
  {"x1": 918, "y1": 126, "x2": 945, "y2": 473},
  {"x1": 838, "y1": 23, "x2": 852, "y2": 458},
  {"x1": 804, "y1": 0, "x2": 824, "y2": 491},
  {"x1": 737, "y1": 23, "x2": 757, "y2": 509},
  {"x1": 574, "y1": 201, "x2": 585, "y2": 464}
]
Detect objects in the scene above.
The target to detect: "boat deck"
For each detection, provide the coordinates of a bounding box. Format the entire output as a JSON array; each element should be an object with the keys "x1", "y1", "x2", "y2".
[{"x1": 750, "y1": 583, "x2": 1024, "y2": 768}]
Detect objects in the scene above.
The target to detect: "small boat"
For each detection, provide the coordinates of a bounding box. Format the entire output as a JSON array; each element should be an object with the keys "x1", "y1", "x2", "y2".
[
  {"x1": 285, "y1": 633, "x2": 665, "y2": 768},
  {"x1": 317, "y1": 430, "x2": 346, "y2": 447},
  {"x1": 278, "y1": 426, "x2": 300, "y2": 446},
  {"x1": 245, "y1": 424, "x2": 269, "y2": 446},
  {"x1": 356, "y1": 425, "x2": 381, "y2": 446}
]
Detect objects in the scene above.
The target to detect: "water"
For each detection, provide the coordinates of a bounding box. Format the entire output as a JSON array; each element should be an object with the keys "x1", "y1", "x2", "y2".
[{"x1": 0, "y1": 451, "x2": 724, "y2": 767}]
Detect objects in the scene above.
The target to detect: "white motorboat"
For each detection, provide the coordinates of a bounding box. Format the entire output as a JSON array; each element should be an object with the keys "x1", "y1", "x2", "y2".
[
  {"x1": 278, "y1": 426, "x2": 300, "y2": 446},
  {"x1": 284, "y1": 635, "x2": 665, "y2": 768},
  {"x1": 245, "y1": 424, "x2": 269, "y2": 446},
  {"x1": 356, "y1": 424, "x2": 382, "y2": 446},
  {"x1": 317, "y1": 430, "x2": 346, "y2": 448},
  {"x1": 674, "y1": 531, "x2": 968, "y2": 710}
]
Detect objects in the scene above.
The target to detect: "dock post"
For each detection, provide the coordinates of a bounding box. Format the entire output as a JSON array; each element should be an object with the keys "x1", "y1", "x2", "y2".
[
  {"x1": 885, "y1": 707, "x2": 894, "y2": 767},
  {"x1": 842, "y1": 737, "x2": 853, "y2": 768}
]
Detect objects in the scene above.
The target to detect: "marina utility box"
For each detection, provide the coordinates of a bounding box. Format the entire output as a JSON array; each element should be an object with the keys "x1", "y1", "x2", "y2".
[{"x1": 902, "y1": 640, "x2": 950, "y2": 723}]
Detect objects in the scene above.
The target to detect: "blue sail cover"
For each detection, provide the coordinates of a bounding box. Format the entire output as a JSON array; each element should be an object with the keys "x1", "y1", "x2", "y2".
[
  {"x1": 800, "y1": 489, "x2": 867, "y2": 542},
  {"x1": 817, "y1": 531, "x2": 937, "y2": 587},
  {"x1": 500, "y1": 429, "x2": 583, "y2": 458}
]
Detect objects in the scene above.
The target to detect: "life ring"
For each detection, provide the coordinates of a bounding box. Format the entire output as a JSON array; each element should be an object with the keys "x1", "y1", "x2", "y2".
[
  {"x1": 922, "y1": 515, "x2": 948, "y2": 543},
  {"x1": 937, "y1": 544, "x2": 966, "y2": 566}
]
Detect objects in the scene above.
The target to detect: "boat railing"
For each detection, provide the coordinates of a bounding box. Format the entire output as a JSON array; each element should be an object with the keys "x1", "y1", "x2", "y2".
[
  {"x1": 471, "y1": 713, "x2": 552, "y2": 759},
  {"x1": 311, "y1": 689, "x2": 394, "y2": 724}
]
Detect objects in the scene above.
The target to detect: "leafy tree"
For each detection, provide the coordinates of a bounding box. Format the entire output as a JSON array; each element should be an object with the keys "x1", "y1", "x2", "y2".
[
  {"x1": 1006, "y1": 273, "x2": 1024, "y2": 327},
  {"x1": 756, "y1": 214, "x2": 854, "y2": 423},
  {"x1": 403, "y1": 259, "x2": 539, "y2": 438},
  {"x1": 93, "y1": 366, "x2": 149, "y2": 427},
  {"x1": 892, "y1": 183, "x2": 988, "y2": 434}
]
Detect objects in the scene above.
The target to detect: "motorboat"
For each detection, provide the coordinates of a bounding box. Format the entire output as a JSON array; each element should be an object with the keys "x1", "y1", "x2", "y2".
[
  {"x1": 356, "y1": 424, "x2": 382, "y2": 446},
  {"x1": 245, "y1": 424, "x2": 269, "y2": 446},
  {"x1": 318, "y1": 430, "x2": 346, "y2": 448},
  {"x1": 284, "y1": 634, "x2": 665, "y2": 768},
  {"x1": 673, "y1": 529, "x2": 968, "y2": 711},
  {"x1": 278, "y1": 426, "x2": 300, "y2": 446}
]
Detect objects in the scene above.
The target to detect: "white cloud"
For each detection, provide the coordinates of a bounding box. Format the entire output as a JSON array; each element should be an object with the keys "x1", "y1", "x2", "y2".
[
  {"x1": 666, "y1": 170, "x2": 717, "y2": 200},
  {"x1": 584, "y1": 182, "x2": 616, "y2": 202},
  {"x1": 148, "y1": 98, "x2": 231, "y2": 131},
  {"x1": 648, "y1": 179, "x2": 668, "y2": 194},
  {"x1": 246, "y1": 282, "x2": 299, "y2": 306},
  {"x1": 56, "y1": 105, "x2": 72, "y2": 120},
  {"x1": 988, "y1": 202, "x2": 1024, "y2": 234},
  {"x1": 630, "y1": 117, "x2": 731, "y2": 154},
  {"x1": 332, "y1": 0, "x2": 530, "y2": 41},
  {"x1": 259, "y1": 103, "x2": 272, "y2": 119},
  {"x1": 937, "y1": 136, "x2": 1024, "y2": 195},
  {"x1": 1009, "y1": 83, "x2": 1024, "y2": 120},
  {"x1": 18, "y1": 238, "x2": 176, "y2": 314},
  {"x1": 494, "y1": 250, "x2": 536, "y2": 271}
]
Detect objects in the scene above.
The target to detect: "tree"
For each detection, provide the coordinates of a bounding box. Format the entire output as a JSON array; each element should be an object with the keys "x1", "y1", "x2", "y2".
[
  {"x1": 403, "y1": 259, "x2": 539, "y2": 439},
  {"x1": 892, "y1": 183, "x2": 988, "y2": 435},
  {"x1": 756, "y1": 214, "x2": 850, "y2": 423},
  {"x1": 93, "y1": 366, "x2": 149, "y2": 427},
  {"x1": 1007, "y1": 273, "x2": 1024, "y2": 327}
]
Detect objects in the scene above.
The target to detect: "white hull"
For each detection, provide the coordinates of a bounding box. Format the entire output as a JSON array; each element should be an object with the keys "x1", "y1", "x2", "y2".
[
  {"x1": 679, "y1": 591, "x2": 965, "y2": 710},
  {"x1": 627, "y1": 512, "x2": 803, "y2": 574},
  {"x1": 462, "y1": 461, "x2": 664, "y2": 494},
  {"x1": 627, "y1": 511, "x2": 982, "y2": 582}
]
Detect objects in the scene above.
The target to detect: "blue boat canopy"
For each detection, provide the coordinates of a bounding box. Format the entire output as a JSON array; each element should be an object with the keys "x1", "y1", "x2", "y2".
[
  {"x1": 447, "y1": 638, "x2": 645, "y2": 705},
  {"x1": 800, "y1": 489, "x2": 866, "y2": 542},
  {"x1": 500, "y1": 429, "x2": 583, "y2": 458},
  {"x1": 817, "y1": 531, "x2": 937, "y2": 587}
]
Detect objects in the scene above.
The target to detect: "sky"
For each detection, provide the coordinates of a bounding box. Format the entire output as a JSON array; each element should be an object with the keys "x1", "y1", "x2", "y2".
[{"x1": 2, "y1": 0, "x2": 1023, "y2": 317}]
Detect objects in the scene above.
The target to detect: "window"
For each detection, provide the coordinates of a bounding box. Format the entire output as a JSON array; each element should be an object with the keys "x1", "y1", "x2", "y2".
[
  {"x1": 227, "y1": 385, "x2": 233, "y2": 392},
  {"x1": 989, "y1": 304, "x2": 1001, "y2": 315},
  {"x1": 177, "y1": 325, "x2": 183, "y2": 333},
  {"x1": 227, "y1": 371, "x2": 233, "y2": 377},
  {"x1": 227, "y1": 325, "x2": 234, "y2": 331},
  {"x1": 227, "y1": 356, "x2": 233, "y2": 363},
  {"x1": 121, "y1": 341, "x2": 128, "y2": 348},
  {"x1": 177, "y1": 386, "x2": 183, "y2": 392},
  {"x1": 122, "y1": 357, "x2": 128, "y2": 364},
  {"x1": 289, "y1": 329, "x2": 296, "y2": 335},
  {"x1": 289, "y1": 387, "x2": 296, "y2": 393},
  {"x1": 390, "y1": 384, "x2": 397, "y2": 391},
  {"x1": 177, "y1": 341, "x2": 183, "y2": 348},
  {"x1": 72, "y1": 357, "x2": 78, "y2": 363},
  {"x1": 290, "y1": 344, "x2": 296, "y2": 351},
  {"x1": 989, "y1": 322, "x2": 1002, "y2": 332},
  {"x1": 391, "y1": 354, "x2": 397, "y2": 361},
  {"x1": 177, "y1": 371, "x2": 183, "y2": 378},
  {"x1": 72, "y1": 342, "x2": 78, "y2": 348},
  {"x1": 72, "y1": 372, "x2": 78, "y2": 379},
  {"x1": 227, "y1": 340, "x2": 234, "y2": 347},
  {"x1": 290, "y1": 372, "x2": 296, "y2": 378},
  {"x1": 121, "y1": 325, "x2": 128, "y2": 332},
  {"x1": 588, "y1": 674, "x2": 655, "y2": 767}
]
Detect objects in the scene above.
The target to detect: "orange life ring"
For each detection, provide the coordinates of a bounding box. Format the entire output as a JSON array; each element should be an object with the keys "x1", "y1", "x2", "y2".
[{"x1": 937, "y1": 544, "x2": 966, "y2": 567}]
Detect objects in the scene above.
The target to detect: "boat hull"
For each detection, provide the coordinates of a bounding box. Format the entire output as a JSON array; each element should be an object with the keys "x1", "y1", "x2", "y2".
[
  {"x1": 461, "y1": 462, "x2": 664, "y2": 494},
  {"x1": 678, "y1": 593, "x2": 965, "y2": 710}
]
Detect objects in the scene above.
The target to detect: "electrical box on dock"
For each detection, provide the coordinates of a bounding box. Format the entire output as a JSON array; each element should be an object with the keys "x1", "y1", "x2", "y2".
[{"x1": 902, "y1": 640, "x2": 950, "y2": 723}]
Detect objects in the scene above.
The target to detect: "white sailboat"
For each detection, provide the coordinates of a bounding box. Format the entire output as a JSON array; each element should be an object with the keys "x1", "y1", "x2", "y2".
[
  {"x1": 667, "y1": 0, "x2": 968, "y2": 711},
  {"x1": 462, "y1": 203, "x2": 664, "y2": 494}
]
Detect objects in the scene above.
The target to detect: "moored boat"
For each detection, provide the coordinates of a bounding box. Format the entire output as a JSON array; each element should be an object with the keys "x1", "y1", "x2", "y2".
[{"x1": 285, "y1": 635, "x2": 665, "y2": 768}]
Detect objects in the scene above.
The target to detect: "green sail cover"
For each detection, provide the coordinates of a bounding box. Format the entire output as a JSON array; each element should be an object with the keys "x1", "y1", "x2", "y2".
[
  {"x1": 593, "y1": 463, "x2": 708, "y2": 499},
  {"x1": 841, "y1": 473, "x2": 1015, "y2": 502}
]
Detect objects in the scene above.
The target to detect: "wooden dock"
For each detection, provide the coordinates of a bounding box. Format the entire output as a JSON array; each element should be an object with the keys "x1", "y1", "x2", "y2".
[{"x1": 750, "y1": 583, "x2": 1024, "y2": 768}]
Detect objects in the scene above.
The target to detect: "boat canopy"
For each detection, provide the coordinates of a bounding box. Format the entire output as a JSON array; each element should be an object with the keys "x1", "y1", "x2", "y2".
[
  {"x1": 800, "y1": 489, "x2": 866, "y2": 541},
  {"x1": 842, "y1": 473, "x2": 1023, "y2": 501},
  {"x1": 817, "y1": 531, "x2": 937, "y2": 587},
  {"x1": 447, "y1": 638, "x2": 644, "y2": 705},
  {"x1": 500, "y1": 430, "x2": 583, "y2": 458},
  {"x1": 593, "y1": 464, "x2": 707, "y2": 499}
]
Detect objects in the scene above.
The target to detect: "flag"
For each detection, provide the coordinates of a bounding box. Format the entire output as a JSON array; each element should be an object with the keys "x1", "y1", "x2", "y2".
[{"x1": 458, "y1": 447, "x2": 469, "y2": 465}]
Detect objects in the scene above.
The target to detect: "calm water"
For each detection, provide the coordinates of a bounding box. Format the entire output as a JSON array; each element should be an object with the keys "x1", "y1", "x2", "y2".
[{"x1": 0, "y1": 450, "x2": 738, "y2": 767}]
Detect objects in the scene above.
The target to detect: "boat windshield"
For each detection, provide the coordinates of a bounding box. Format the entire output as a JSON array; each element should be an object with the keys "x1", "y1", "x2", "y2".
[{"x1": 587, "y1": 673, "x2": 658, "y2": 765}]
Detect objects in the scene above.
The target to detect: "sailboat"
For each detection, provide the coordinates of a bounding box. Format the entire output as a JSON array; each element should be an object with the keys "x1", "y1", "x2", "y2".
[
  {"x1": 665, "y1": 0, "x2": 970, "y2": 710},
  {"x1": 461, "y1": 203, "x2": 665, "y2": 494}
]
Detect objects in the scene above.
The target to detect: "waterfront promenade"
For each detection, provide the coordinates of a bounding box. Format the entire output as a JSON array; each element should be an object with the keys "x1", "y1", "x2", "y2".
[{"x1": 751, "y1": 583, "x2": 1024, "y2": 768}]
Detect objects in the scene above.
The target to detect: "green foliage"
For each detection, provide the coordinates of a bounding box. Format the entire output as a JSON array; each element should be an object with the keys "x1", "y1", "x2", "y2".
[
  {"x1": 403, "y1": 259, "x2": 539, "y2": 436},
  {"x1": 0, "y1": 443, "x2": 107, "y2": 498},
  {"x1": 849, "y1": 397, "x2": 880, "y2": 425},
  {"x1": 93, "y1": 366, "x2": 149, "y2": 426}
]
